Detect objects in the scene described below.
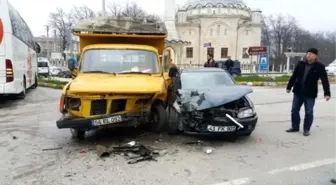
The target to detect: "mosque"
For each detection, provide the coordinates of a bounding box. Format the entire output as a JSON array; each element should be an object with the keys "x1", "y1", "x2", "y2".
[{"x1": 163, "y1": 0, "x2": 262, "y2": 68}]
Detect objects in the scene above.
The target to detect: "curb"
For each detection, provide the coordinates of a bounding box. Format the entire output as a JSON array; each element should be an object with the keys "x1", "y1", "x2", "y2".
[
  {"x1": 38, "y1": 82, "x2": 65, "y2": 89},
  {"x1": 236, "y1": 81, "x2": 288, "y2": 86}
]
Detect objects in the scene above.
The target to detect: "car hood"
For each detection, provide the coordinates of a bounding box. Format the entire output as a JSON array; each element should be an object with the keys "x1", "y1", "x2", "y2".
[
  {"x1": 177, "y1": 85, "x2": 253, "y2": 112},
  {"x1": 68, "y1": 74, "x2": 165, "y2": 93}
]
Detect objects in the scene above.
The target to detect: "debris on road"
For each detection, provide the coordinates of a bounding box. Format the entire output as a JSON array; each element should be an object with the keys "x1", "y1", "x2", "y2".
[
  {"x1": 12, "y1": 136, "x2": 17, "y2": 140},
  {"x1": 96, "y1": 145, "x2": 110, "y2": 158},
  {"x1": 185, "y1": 140, "x2": 204, "y2": 145},
  {"x1": 204, "y1": 148, "x2": 213, "y2": 154},
  {"x1": 95, "y1": 142, "x2": 167, "y2": 164},
  {"x1": 79, "y1": 149, "x2": 88, "y2": 154},
  {"x1": 42, "y1": 147, "x2": 63, "y2": 151}
]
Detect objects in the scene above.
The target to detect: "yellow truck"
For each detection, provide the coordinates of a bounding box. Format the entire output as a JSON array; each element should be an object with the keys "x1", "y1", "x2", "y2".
[{"x1": 56, "y1": 17, "x2": 174, "y2": 139}]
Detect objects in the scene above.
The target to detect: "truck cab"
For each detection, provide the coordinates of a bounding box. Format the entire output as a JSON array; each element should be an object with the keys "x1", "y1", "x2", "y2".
[{"x1": 56, "y1": 17, "x2": 174, "y2": 139}]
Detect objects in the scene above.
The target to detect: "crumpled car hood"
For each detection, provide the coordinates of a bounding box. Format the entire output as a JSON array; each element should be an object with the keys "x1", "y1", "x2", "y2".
[{"x1": 178, "y1": 85, "x2": 253, "y2": 112}]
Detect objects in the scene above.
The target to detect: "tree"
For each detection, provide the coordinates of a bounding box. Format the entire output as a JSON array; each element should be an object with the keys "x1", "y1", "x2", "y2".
[
  {"x1": 107, "y1": 2, "x2": 122, "y2": 16},
  {"x1": 70, "y1": 5, "x2": 96, "y2": 22},
  {"x1": 49, "y1": 8, "x2": 72, "y2": 57}
]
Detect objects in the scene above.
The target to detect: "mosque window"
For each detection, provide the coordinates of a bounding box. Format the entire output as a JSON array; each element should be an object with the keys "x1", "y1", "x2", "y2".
[{"x1": 216, "y1": 25, "x2": 220, "y2": 35}]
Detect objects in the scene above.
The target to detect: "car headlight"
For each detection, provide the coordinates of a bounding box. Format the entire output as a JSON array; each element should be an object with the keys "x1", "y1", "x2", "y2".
[
  {"x1": 237, "y1": 108, "x2": 254, "y2": 119},
  {"x1": 69, "y1": 98, "x2": 81, "y2": 111}
]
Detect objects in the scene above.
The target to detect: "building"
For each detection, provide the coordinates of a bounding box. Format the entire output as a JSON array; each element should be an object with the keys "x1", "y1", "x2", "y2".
[
  {"x1": 34, "y1": 36, "x2": 80, "y2": 59},
  {"x1": 164, "y1": 0, "x2": 262, "y2": 67}
]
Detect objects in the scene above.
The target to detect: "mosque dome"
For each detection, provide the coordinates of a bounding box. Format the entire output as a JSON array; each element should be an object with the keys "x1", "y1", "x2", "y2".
[{"x1": 183, "y1": 0, "x2": 249, "y2": 10}]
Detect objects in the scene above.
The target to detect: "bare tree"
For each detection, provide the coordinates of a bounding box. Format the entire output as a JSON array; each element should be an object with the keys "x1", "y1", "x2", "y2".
[
  {"x1": 121, "y1": 2, "x2": 146, "y2": 21},
  {"x1": 49, "y1": 8, "x2": 72, "y2": 57},
  {"x1": 70, "y1": 5, "x2": 96, "y2": 22},
  {"x1": 145, "y1": 14, "x2": 162, "y2": 23},
  {"x1": 107, "y1": 2, "x2": 122, "y2": 16}
]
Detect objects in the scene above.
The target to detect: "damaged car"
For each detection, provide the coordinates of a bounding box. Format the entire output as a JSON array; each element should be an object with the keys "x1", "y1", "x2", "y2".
[{"x1": 167, "y1": 67, "x2": 258, "y2": 136}]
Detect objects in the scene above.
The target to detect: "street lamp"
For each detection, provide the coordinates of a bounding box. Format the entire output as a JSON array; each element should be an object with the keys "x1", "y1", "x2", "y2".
[{"x1": 234, "y1": 18, "x2": 250, "y2": 60}]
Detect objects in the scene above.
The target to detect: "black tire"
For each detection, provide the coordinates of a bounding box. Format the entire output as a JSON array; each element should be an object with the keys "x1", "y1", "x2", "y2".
[
  {"x1": 31, "y1": 75, "x2": 38, "y2": 89},
  {"x1": 17, "y1": 77, "x2": 26, "y2": 99},
  {"x1": 70, "y1": 128, "x2": 85, "y2": 139},
  {"x1": 167, "y1": 106, "x2": 182, "y2": 134},
  {"x1": 148, "y1": 103, "x2": 167, "y2": 132}
]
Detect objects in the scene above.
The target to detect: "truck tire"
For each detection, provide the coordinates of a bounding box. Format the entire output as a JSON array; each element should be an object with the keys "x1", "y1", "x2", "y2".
[
  {"x1": 70, "y1": 128, "x2": 85, "y2": 139},
  {"x1": 167, "y1": 106, "x2": 182, "y2": 134},
  {"x1": 149, "y1": 103, "x2": 166, "y2": 132}
]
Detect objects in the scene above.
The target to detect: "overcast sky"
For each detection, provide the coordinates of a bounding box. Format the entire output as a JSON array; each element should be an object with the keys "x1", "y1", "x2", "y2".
[{"x1": 8, "y1": 0, "x2": 336, "y2": 36}]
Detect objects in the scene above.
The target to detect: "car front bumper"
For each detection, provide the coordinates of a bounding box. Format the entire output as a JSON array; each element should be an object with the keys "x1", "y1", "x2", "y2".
[{"x1": 56, "y1": 112, "x2": 150, "y2": 130}]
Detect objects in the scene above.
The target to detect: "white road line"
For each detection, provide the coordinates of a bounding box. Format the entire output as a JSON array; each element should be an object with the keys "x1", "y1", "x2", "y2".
[
  {"x1": 268, "y1": 158, "x2": 336, "y2": 175},
  {"x1": 210, "y1": 177, "x2": 251, "y2": 185}
]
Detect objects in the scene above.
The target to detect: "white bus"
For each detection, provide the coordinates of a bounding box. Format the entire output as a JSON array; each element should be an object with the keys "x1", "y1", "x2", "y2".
[{"x1": 0, "y1": 0, "x2": 40, "y2": 99}]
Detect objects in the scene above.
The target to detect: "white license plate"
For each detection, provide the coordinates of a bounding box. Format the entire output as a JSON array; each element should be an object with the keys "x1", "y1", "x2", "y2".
[
  {"x1": 92, "y1": 115, "x2": 123, "y2": 126},
  {"x1": 207, "y1": 125, "x2": 236, "y2": 132}
]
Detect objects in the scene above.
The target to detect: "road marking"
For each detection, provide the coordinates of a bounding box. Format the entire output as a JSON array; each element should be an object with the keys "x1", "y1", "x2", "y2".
[
  {"x1": 210, "y1": 177, "x2": 251, "y2": 185},
  {"x1": 268, "y1": 158, "x2": 336, "y2": 175}
]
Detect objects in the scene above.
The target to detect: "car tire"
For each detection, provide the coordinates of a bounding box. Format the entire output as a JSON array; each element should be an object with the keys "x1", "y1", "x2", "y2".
[
  {"x1": 148, "y1": 103, "x2": 167, "y2": 132},
  {"x1": 70, "y1": 128, "x2": 85, "y2": 139},
  {"x1": 17, "y1": 77, "x2": 26, "y2": 99},
  {"x1": 167, "y1": 106, "x2": 182, "y2": 134}
]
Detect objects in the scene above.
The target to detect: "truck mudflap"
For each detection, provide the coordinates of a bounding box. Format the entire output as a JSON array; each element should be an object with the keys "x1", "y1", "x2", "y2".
[{"x1": 56, "y1": 111, "x2": 150, "y2": 130}]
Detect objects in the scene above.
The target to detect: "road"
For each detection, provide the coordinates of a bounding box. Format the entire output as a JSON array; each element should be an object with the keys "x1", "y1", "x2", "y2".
[{"x1": 0, "y1": 85, "x2": 335, "y2": 185}]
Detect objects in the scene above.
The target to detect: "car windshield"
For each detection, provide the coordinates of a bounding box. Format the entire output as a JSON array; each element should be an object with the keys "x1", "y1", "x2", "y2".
[
  {"x1": 181, "y1": 71, "x2": 235, "y2": 89},
  {"x1": 38, "y1": 62, "x2": 48, "y2": 67},
  {"x1": 79, "y1": 49, "x2": 159, "y2": 74}
]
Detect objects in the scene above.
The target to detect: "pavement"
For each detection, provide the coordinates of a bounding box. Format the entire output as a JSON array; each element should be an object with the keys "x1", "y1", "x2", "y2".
[{"x1": 0, "y1": 85, "x2": 335, "y2": 185}]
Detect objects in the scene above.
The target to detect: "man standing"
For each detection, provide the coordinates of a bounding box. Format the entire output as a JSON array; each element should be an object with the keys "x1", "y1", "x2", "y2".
[
  {"x1": 286, "y1": 48, "x2": 331, "y2": 136},
  {"x1": 204, "y1": 54, "x2": 218, "y2": 67},
  {"x1": 224, "y1": 56, "x2": 234, "y2": 73}
]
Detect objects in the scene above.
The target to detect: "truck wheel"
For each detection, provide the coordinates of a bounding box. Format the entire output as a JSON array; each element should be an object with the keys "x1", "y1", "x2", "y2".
[
  {"x1": 70, "y1": 128, "x2": 85, "y2": 139},
  {"x1": 149, "y1": 103, "x2": 166, "y2": 132},
  {"x1": 167, "y1": 106, "x2": 182, "y2": 134}
]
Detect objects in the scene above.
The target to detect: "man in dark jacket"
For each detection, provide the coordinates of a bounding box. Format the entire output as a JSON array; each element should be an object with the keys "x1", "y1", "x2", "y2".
[
  {"x1": 204, "y1": 54, "x2": 218, "y2": 67},
  {"x1": 286, "y1": 48, "x2": 331, "y2": 136},
  {"x1": 224, "y1": 56, "x2": 234, "y2": 73}
]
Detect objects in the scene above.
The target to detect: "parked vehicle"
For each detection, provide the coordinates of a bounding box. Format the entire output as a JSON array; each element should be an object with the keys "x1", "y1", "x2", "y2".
[
  {"x1": 49, "y1": 66, "x2": 61, "y2": 76},
  {"x1": 57, "y1": 70, "x2": 72, "y2": 78},
  {"x1": 217, "y1": 60, "x2": 242, "y2": 78},
  {"x1": 37, "y1": 61, "x2": 49, "y2": 77},
  {"x1": 56, "y1": 17, "x2": 173, "y2": 139},
  {"x1": 0, "y1": 0, "x2": 40, "y2": 98},
  {"x1": 326, "y1": 59, "x2": 336, "y2": 76},
  {"x1": 167, "y1": 67, "x2": 258, "y2": 136}
]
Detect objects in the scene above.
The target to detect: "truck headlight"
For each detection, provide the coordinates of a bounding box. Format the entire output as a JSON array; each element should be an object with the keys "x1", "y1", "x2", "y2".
[
  {"x1": 237, "y1": 108, "x2": 254, "y2": 119},
  {"x1": 69, "y1": 98, "x2": 81, "y2": 111}
]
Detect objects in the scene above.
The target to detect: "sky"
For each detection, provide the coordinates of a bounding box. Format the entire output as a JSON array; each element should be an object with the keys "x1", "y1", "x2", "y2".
[{"x1": 8, "y1": 0, "x2": 336, "y2": 37}]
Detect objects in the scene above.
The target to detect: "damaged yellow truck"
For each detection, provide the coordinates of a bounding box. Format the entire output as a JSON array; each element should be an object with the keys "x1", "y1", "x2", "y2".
[{"x1": 56, "y1": 17, "x2": 173, "y2": 139}]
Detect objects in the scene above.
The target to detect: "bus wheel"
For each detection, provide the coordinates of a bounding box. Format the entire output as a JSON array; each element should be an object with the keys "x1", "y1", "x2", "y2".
[
  {"x1": 17, "y1": 77, "x2": 26, "y2": 99},
  {"x1": 32, "y1": 75, "x2": 38, "y2": 89}
]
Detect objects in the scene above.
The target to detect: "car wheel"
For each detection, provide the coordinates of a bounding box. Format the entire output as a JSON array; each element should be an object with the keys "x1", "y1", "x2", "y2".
[
  {"x1": 167, "y1": 106, "x2": 183, "y2": 134},
  {"x1": 17, "y1": 77, "x2": 26, "y2": 99},
  {"x1": 70, "y1": 128, "x2": 85, "y2": 139},
  {"x1": 31, "y1": 75, "x2": 38, "y2": 89},
  {"x1": 148, "y1": 103, "x2": 167, "y2": 132}
]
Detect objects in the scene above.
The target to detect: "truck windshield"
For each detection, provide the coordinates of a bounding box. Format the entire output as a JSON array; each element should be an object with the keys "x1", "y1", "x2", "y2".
[{"x1": 80, "y1": 49, "x2": 159, "y2": 74}]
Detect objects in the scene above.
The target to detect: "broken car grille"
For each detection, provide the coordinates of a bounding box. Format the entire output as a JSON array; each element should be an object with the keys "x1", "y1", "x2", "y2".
[
  {"x1": 110, "y1": 99, "x2": 127, "y2": 113},
  {"x1": 90, "y1": 100, "x2": 107, "y2": 115}
]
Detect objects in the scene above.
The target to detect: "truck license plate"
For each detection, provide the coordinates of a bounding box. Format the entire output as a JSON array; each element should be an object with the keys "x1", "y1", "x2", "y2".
[
  {"x1": 207, "y1": 125, "x2": 236, "y2": 132},
  {"x1": 92, "y1": 115, "x2": 123, "y2": 126}
]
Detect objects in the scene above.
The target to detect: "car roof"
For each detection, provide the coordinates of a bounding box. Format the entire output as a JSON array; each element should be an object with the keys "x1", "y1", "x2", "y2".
[{"x1": 181, "y1": 68, "x2": 225, "y2": 73}]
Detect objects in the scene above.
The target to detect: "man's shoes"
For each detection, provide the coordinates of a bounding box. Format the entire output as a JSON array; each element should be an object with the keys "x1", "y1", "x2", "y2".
[
  {"x1": 303, "y1": 130, "x2": 310, "y2": 136},
  {"x1": 286, "y1": 128, "x2": 299, "y2": 132},
  {"x1": 331, "y1": 179, "x2": 336, "y2": 184}
]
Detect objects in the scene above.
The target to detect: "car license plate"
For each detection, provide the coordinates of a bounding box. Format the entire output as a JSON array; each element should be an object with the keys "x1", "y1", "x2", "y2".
[
  {"x1": 207, "y1": 125, "x2": 236, "y2": 132},
  {"x1": 92, "y1": 115, "x2": 123, "y2": 126}
]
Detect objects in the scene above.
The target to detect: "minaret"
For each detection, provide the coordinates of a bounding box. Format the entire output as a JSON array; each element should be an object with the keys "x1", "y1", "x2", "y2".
[{"x1": 164, "y1": 0, "x2": 179, "y2": 40}]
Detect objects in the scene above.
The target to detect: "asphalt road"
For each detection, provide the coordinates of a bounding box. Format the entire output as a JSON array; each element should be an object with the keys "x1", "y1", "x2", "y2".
[{"x1": 0, "y1": 85, "x2": 335, "y2": 185}]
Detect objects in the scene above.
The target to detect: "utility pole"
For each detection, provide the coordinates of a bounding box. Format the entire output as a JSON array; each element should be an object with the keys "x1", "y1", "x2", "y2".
[
  {"x1": 102, "y1": 0, "x2": 106, "y2": 17},
  {"x1": 44, "y1": 25, "x2": 50, "y2": 59}
]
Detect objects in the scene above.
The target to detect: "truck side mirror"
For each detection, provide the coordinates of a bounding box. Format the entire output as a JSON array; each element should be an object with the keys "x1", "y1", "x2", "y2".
[
  {"x1": 68, "y1": 59, "x2": 75, "y2": 71},
  {"x1": 168, "y1": 66, "x2": 178, "y2": 78}
]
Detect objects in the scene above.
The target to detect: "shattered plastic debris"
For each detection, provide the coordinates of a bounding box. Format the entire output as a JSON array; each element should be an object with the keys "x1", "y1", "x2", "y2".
[
  {"x1": 42, "y1": 147, "x2": 63, "y2": 151},
  {"x1": 96, "y1": 142, "x2": 167, "y2": 164},
  {"x1": 204, "y1": 148, "x2": 213, "y2": 154},
  {"x1": 185, "y1": 140, "x2": 204, "y2": 145}
]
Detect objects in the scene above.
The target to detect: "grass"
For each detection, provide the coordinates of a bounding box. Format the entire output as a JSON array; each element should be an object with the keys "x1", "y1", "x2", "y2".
[
  {"x1": 235, "y1": 75, "x2": 291, "y2": 82},
  {"x1": 38, "y1": 78, "x2": 68, "y2": 85}
]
